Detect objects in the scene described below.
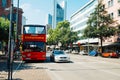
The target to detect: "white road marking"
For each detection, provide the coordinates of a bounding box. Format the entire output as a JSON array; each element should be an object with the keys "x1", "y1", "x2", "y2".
[
  {"x1": 5, "y1": 61, "x2": 23, "y2": 79},
  {"x1": 13, "y1": 61, "x2": 23, "y2": 76}
]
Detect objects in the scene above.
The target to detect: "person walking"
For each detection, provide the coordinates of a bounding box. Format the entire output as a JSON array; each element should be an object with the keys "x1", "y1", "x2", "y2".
[{"x1": 4, "y1": 44, "x2": 8, "y2": 57}]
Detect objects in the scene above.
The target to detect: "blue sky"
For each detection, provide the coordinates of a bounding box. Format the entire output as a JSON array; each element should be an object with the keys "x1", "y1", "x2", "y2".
[{"x1": 14, "y1": 0, "x2": 90, "y2": 25}]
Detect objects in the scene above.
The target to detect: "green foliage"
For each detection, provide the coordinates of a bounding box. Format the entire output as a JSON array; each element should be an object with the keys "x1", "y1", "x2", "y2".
[
  {"x1": 0, "y1": 17, "x2": 10, "y2": 42},
  {"x1": 83, "y1": 1, "x2": 117, "y2": 53},
  {"x1": 83, "y1": 1, "x2": 116, "y2": 38},
  {"x1": 47, "y1": 20, "x2": 79, "y2": 47}
]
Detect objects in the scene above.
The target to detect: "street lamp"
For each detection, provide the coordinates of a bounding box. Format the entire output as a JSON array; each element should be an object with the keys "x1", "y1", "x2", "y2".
[
  {"x1": 16, "y1": 0, "x2": 19, "y2": 51},
  {"x1": 7, "y1": 0, "x2": 14, "y2": 80}
]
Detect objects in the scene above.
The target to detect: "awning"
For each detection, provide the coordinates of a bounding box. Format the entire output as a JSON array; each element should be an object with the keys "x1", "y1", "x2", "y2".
[
  {"x1": 82, "y1": 44, "x2": 98, "y2": 47},
  {"x1": 102, "y1": 42, "x2": 120, "y2": 47},
  {"x1": 76, "y1": 38, "x2": 99, "y2": 44}
]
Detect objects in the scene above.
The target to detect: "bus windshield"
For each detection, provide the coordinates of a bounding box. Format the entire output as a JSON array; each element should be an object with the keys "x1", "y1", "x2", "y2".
[
  {"x1": 22, "y1": 42, "x2": 46, "y2": 52},
  {"x1": 24, "y1": 25, "x2": 45, "y2": 34}
]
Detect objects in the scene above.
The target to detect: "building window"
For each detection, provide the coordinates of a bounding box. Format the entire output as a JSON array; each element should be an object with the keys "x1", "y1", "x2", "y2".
[
  {"x1": 118, "y1": 10, "x2": 120, "y2": 16},
  {"x1": 111, "y1": 0, "x2": 113, "y2": 6},
  {"x1": 118, "y1": 0, "x2": 120, "y2": 2},
  {"x1": 2, "y1": 0, "x2": 7, "y2": 8},
  {"x1": 108, "y1": 0, "x2": 113, "y2": 7},
  {"x1": 108, "y1": 1, "x2": 110, "y2": 7},
  {"x1": 1, "y1": 14, "x2": 6, "y2": 18},
  {"x1": 109, "y1": 13, "x2": 114, "y2": 19}
]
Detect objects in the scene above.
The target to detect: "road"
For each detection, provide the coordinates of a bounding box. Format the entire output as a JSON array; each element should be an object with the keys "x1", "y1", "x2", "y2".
[{"x1": 1, "y1": 53, "x2": 120, "y2": 80}]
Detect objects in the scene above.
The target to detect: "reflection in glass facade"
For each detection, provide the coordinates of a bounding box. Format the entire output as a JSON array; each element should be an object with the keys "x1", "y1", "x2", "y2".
[
  {"x1": 2, "y1": 0, "x2": 7, "y2": 8},
  {"x1": 52, "y1": 0, "x2": 67, "y2": 29},
  {"x1": 70, "y1": 0, "x2": 98, "y2": 37},
  {"x1": 56, "y1": 3, "x2": 64, "y2": 23},
  {"x1": 48, "y1": 14, "x2": 52, "y2": 26}
]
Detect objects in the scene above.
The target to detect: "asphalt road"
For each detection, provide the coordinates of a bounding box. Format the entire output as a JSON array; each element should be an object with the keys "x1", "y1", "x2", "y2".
[
  {"x1": 12, "y1": 53, "x2": 120, "y2": 80},
  {"x1": 1, "y1": 52, "x2": 120, "y2": 80}
]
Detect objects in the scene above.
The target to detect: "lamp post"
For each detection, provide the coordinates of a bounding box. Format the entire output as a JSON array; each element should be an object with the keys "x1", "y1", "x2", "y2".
[
  {"x1": 7, "y1": 0, "x2": 14, "y2": 80},
  {"x1": 16, "y1": 0, "x2": 19, "y2": 51}
]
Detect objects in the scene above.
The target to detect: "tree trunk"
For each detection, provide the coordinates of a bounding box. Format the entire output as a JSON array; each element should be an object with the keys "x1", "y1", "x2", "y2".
[{"x1": 100, "y1": 36, "x2": 103, "y2": 53}]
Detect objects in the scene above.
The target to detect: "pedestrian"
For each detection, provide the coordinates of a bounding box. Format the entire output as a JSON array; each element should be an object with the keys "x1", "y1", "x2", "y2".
[{"x1": 4, "y1": 44, "x2": 8, "y2": 57}]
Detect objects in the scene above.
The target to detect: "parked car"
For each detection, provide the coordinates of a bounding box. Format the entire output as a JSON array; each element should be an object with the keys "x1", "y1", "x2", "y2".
[
  {"x1": 79, "y1": 50, "x2": 88, "y2": 55},
  {"x1": 50, "y1": 50, "x2": 70, "y2": 62},
  {"x1": 65, "y1": 50, "x2": 70, "y2": 53},
  {"x1": 71, "y1": 50, "x2": 79, "y2": 54},
  {"x1": 102, "y1": 50, "x2": 119, "y2": 58},
  {"x1": 89, "y1": 50, "x2": 98, "y2": 56}
]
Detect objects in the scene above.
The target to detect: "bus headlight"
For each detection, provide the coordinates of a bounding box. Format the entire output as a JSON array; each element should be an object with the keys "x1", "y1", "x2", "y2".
[{"x1": 42, "y1": 55, "x2": 46, "y2": 58}]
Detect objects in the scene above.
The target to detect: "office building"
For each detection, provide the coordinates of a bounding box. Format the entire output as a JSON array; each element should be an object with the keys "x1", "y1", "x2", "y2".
[
  {"x1": 0, "y1": 0, "x2": 23, "y2": 35},
  {"x1": 47, "y1": 14, "x2": 52, "y2": 26},
  {"x1": 102, "y1": 0, "x2": 120, "y2": 44},
  {"x1": 70, "y1": 0, "x2": 98, "y2": 44},
  {"x1": 52, "y1": 0, "x2": 67, "y2": 29},
  {"x1": 70, "y1": 0, "x2": 120, "y2": 51}
]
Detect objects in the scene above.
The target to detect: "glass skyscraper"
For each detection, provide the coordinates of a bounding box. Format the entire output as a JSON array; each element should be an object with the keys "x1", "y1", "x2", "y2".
[
  {"x1": 52, "y1": 0, "x2": 67, "y2": 29},
  {"x1": 48, "y1": 14, "x2": 52, "y2": 26}
]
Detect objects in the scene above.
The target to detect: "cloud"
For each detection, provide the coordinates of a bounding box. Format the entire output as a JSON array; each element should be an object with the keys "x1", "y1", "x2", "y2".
[
  {"x1": 20, "y1": 3, "x2": 31, "y2": 11},
  {"x1": 20, "y1": 3, "x2": 46, "y2": 25}
]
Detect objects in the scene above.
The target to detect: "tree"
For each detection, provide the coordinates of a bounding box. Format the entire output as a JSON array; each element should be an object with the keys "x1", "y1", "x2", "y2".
[
  {"x1": 47, "y1": 28, "x2": 54, "y2": 44},
  {"x1": 47, "y1": 20, "x2": 79, "y2": 48},
  {"x1": 83, "y1": 1, "x2": 116, "y2": 53},
  {"x1": 0, "y1": 17, "x2": 10, "y2": 43}
]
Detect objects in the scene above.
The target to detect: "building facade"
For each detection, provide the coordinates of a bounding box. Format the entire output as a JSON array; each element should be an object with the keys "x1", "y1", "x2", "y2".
[
  {"x1": 0, "y1": 0, "x2": 23, "y2": 35},
  {"x1": 46, "y1": 14, "x2": 52, "y2": 34},
  {"x1": 102, "y1": 0, "x2": 120, "y2": 44},
  {"x1": 52, "y1": 0, "x2": 67, "y2": 29},
  {"x1": 0, "y1": 0, "x2": 11, "y2": 17},
  {"x1": 70, "y1": 0, "x2": 98, "y2": 44},
  {"x1": 70, "y1": 0, "x2": 120, "y2": 52},
  {"x1": 47, "y1": 14, "x2": 52, "y2": 26}
]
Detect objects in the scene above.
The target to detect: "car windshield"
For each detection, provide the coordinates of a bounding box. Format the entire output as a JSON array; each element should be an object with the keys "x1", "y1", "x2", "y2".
[{"x1": 54, "y1": 51, "x2": 65, "y2": 55}]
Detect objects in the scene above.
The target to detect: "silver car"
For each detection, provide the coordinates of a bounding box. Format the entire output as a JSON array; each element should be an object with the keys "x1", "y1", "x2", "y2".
[{"x1": 50, "y1": 50, "x2": 70, "y2": 62}]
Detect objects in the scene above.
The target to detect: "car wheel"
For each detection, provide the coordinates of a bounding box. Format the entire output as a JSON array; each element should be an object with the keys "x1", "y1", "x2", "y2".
[{"x1": 109, "y1": 55, "x2": 111, "y2": 58}]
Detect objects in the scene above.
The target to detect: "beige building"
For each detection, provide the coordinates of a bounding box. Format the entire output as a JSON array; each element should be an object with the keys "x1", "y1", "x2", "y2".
[{"x1": 101, "y1": 0, "x2": 120, "y2": 45}]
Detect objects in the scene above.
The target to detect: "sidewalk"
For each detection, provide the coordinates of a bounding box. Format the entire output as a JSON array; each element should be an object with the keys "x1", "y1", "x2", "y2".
[
  {"x1": 0, "y1": 51, "x2": 8, "y2": 80},
  {"x1": 0, "y1": 51, "x2": 52, "y2": 80},
  {"x1": 0, "y1": 52, "x2": 52, "y2": 80},
  {"x1": 13, "y1": 68, "x2": 52, "y2": 80}
]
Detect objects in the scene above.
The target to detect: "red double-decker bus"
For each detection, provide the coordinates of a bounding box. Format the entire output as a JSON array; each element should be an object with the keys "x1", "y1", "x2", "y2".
[{"x1": 20, "y1": 25, "x2": 46, "y2": 61}]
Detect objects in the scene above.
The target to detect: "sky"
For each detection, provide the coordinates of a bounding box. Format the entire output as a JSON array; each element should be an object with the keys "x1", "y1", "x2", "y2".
[{"x1": 14, "y1": 0, "x2": 90, "y2": 25}]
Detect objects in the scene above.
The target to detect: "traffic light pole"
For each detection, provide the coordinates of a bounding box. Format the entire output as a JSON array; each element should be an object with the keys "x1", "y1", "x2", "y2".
[
  {"x1": 7, "y1": 0, "x2": 14, "y2": 80},
  {"x1": 16, "y1": 0, "x2": 19, "y2": 46}
]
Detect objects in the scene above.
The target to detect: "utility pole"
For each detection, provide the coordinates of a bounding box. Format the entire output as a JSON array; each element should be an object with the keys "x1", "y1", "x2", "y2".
[
  {"x1": 7, "y1": 0, "x2": 14, "y2": 80},
  {"x1": 16, "y1": 0, "x2": 19, "y2": 51}
]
